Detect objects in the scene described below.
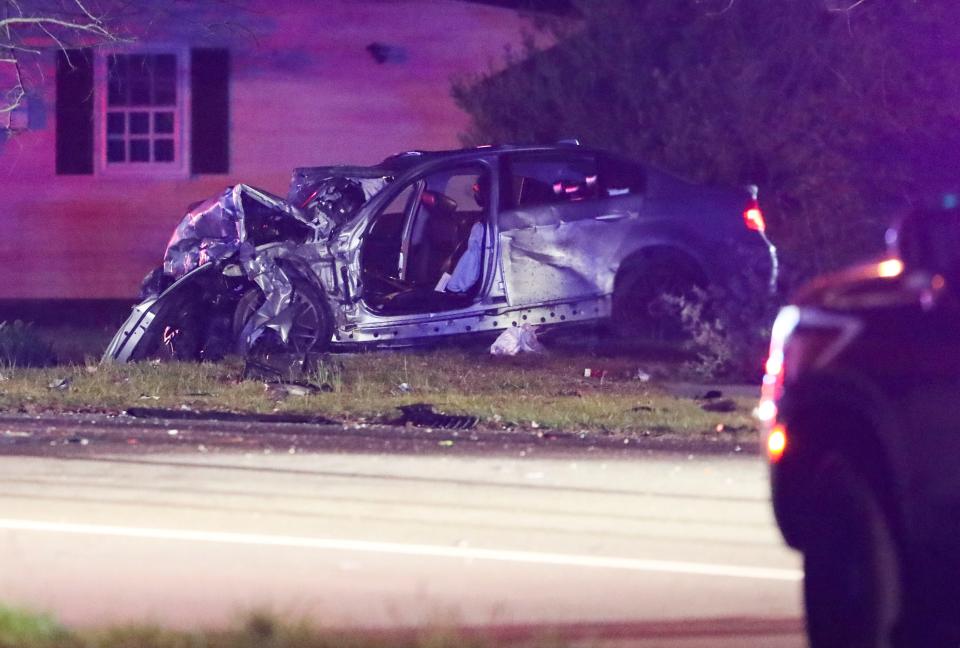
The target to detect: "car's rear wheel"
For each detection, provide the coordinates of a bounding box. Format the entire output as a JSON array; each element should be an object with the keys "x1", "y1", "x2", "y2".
[
  {"x1": 803, "y1": 453, "x2": 903, "y2": 648},
  {"x1": 611, "y1": 252, "x2": 704, "y2": 342},
  {"x1": 233, "y1": 279, "x2": 332, "y2": 355}
]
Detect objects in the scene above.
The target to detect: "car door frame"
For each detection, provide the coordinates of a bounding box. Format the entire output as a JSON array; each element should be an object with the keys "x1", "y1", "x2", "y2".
[{"x1": 332, "y1": 153, "x2": 503, "y2": 341}]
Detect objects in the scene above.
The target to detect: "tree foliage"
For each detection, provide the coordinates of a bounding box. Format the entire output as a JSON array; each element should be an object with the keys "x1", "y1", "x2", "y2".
[{"x1": 453, "y1": 0, "x2": 960, "y2": 283}]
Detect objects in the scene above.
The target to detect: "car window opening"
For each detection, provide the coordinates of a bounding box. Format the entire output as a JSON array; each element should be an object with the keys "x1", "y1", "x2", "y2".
[{"x1": 360, "y1": 164, "x2": 489, "y2": 315}]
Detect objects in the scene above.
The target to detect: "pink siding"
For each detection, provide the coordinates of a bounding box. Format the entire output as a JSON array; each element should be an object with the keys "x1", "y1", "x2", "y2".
[{"x1": 0, "y1": 0, "x2": 533, "y2": 298}]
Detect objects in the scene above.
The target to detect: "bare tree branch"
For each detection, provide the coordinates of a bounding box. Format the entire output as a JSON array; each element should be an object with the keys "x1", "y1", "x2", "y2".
[
  {"x1": 0, "y1": 16, "x2": 113, "y2": 38},
  {"x1": 71, "y1": 0, "x2": 103, "y2": 24},
  {"x1": 0, "y1": 0, "x2": 126, "y2": 133},
  {"x1": 828, "y1": 0, "x2": 872, "y2": 12}
]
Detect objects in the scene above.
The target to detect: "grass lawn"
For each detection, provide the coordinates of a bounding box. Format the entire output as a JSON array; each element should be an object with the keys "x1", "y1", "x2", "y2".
[{"x1": 0, "y1": 340, "x2": 758, "y2": 437}]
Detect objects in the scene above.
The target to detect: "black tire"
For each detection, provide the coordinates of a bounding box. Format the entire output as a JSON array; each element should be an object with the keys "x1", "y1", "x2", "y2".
[
  {"x1": 803, "y1": 453, "x2": 903, "y2": 648},
  {"x1": 233, "y1": 279, "x2": 333, "y2": 355},
  {"x1": 611, "y1": 252, "x2": 704, "y2": 342}
]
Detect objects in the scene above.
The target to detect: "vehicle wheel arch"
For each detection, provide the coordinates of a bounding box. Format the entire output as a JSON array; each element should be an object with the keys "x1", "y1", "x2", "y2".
[
  {"x1": 609, "y1": 245, "x2": 709, "y2": 340},
  {"x1": 614, "y1": 245, "x2": 709, "y2": 291},
  {"x1": 122, "y1": 263, "x2": 219, "y2": 362}
]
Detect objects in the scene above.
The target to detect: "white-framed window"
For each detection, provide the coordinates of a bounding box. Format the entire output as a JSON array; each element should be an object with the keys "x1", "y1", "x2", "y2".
[{"x1": 94, "y1": 46, "x2": 191, "y2": 176}]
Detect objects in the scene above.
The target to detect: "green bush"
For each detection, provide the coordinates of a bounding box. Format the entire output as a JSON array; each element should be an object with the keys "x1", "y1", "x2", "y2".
[
  {"x1": 661, "y1": 283, "x2": 779, "y2": 382},
  {"x1": 0, "y1": 321, "x2": 56, "y2": 368}
]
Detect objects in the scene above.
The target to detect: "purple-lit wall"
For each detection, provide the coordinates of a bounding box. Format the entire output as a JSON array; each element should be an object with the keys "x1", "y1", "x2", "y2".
[{"x1": 0, "y1": 0, "x2": 532, "y2": 299}]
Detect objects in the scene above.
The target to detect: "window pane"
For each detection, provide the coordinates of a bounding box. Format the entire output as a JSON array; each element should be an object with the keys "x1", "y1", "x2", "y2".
[
  {"x1": 129, "y1": 111, "x2": 149, "y2": 134},
  {"x1": 107, "y1": 54, "x2": 128, "y2": 106},
  {"x1": 599, "y1": 155, "x2": 646, "y2": 195},
  {"x1": 128, "y1": 54, "x2": 150, "y2": 104},
  {"x1": 153, "y1": 81, "x2": 176, "y2": 105},
  {"x1": 154, "y1": 54, "x2": 176, "y2": 77},
  {"x1": 154, "y1": 111, "x2": 174, "y2": 134},
  {"x1": 130, "y1": 80, "x2": 150, "y2": 105},
  {"x1": 153, "y1": 55, "x2": 177, "y2": 105},
  {"x1": 106, "y1": 112, "x2": 125, "y2": 134},
  {"x1": 107, "y1": 139, "x2": 126, "y2": 162},
  {"x1": 154, "y1": 139, "x2": 174, "y2": 162},
  {"x1": 129, "y1": 139, "x2": 150, "y2": 162},
  {"x1": 510, "y1": 155, "x2": 599, "y2": 208},
  {"x1": 102, "y1": 51, "x2": 182, "y2": 168}
]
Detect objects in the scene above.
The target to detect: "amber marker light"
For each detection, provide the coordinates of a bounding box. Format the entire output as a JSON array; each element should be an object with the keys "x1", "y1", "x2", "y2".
[
  {"x1": 767, "y1": 424, "x2": 787, "y2": 462},
  {"x1": 877, "y1": 258, "x2": 904, "y2": 278}
]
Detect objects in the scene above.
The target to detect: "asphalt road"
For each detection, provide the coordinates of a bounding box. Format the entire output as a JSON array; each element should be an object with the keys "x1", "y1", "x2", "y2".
[{"x1": 0, "y1": 415, "x2": 805, "y2": 646}]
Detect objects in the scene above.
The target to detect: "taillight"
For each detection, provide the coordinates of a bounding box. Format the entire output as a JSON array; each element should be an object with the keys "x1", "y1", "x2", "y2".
[
  {"x1": 758, "y1": 306, "x2": 862, "y2": 458},
  {"x1": 744, "y1": 198, "x2": 766, "y2": 233}
]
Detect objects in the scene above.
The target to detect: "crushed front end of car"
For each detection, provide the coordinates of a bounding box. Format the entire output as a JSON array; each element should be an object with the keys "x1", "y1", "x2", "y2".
[{"x1": 104, "y1": 172, "x2": 389, "y2": 363}]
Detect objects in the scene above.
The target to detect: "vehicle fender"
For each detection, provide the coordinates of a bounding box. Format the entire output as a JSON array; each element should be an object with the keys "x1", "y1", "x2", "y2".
[{"x1": 102, "y1": 263, "x2": 217, "y2": 363}]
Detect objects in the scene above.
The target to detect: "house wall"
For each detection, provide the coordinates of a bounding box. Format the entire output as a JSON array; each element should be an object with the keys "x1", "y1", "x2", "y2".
[{"x1": 0, "y1": 0, "x2": 532, "y2": 299}]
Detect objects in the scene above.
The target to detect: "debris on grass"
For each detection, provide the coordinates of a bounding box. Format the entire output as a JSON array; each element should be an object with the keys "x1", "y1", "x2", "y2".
[
  {"x1": 124, "y1": 407, "x2": 337, "y2": 425},
  {"x1": 490, "y1": 323, "x2": 544, "y2": 356},
  {"x1": 396, "y1": 403, "x2": 479, "y2": 430},
  {"x1": 265, "y1": 382, "x2": 320, "y2": 398},
  {"x1": 700, "y1": 398, "x2": 738, "y2": 413},
  {"x1": 47, "y1": 377, "x2": 70, "y2": 391}
]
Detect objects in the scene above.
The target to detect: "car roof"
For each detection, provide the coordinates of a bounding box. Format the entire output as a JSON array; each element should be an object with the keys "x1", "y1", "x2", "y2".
[{"x1": 379, "y1": 142, "x2": 595, "y2": 172}]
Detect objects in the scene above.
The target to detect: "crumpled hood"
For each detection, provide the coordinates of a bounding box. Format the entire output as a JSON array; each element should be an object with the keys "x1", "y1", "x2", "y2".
[{"x1": 162, "y1": 184, "x2": 329, "y2": 280}]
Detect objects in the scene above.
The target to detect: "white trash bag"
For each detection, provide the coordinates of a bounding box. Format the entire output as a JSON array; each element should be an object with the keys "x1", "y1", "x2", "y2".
[{"x1": 490, "y1": 323, "x2": 544, "y2": 356}]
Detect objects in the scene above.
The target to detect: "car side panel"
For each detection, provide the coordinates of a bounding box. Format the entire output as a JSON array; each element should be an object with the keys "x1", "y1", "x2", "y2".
[{"x1": 497, "y1": 194, "x2": 721, "y2": 306}]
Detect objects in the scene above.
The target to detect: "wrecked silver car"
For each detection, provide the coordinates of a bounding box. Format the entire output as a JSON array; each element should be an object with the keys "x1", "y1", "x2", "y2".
[{"x1": 104, "y1": 143, "x2": 778, "y2": 362}]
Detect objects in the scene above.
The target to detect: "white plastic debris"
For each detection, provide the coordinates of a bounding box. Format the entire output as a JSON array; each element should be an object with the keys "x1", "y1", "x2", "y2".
[
  {"x1": 490, "y1": 323, "x2": 544, "y2": 356},
  {"x1": 48, "y1": 377, "x2": 71, "y2": 391},
  {"x1": 634, "y1": 369, "x2": 652, "y2": 382}
]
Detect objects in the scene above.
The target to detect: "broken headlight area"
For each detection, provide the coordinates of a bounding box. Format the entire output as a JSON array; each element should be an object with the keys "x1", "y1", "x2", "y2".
[{"x1": 288, "y1": 165, "x2": 392, "y2": 224}]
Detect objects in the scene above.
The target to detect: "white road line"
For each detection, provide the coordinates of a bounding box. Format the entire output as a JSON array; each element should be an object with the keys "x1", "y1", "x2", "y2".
[{"x1": 0, "y1": 517, "x2": 802, "y2": 582}]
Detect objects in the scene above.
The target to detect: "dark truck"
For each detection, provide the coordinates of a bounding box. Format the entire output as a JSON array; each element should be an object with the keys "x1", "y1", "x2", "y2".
[
  {"x1": 760, "y1": 200, "x2": 960, "y2": 646},
  {"x1": 105, "y1": 142, "x2": 777, "y2": 362}
]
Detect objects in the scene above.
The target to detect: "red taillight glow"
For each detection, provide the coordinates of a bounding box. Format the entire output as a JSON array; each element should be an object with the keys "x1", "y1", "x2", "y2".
[
  {"x1": 767, "y1": 424, "x2": 787, "y2": 462},
  {"x1": 744, "y1": 200, "x2": 766, "y2": 233}
]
